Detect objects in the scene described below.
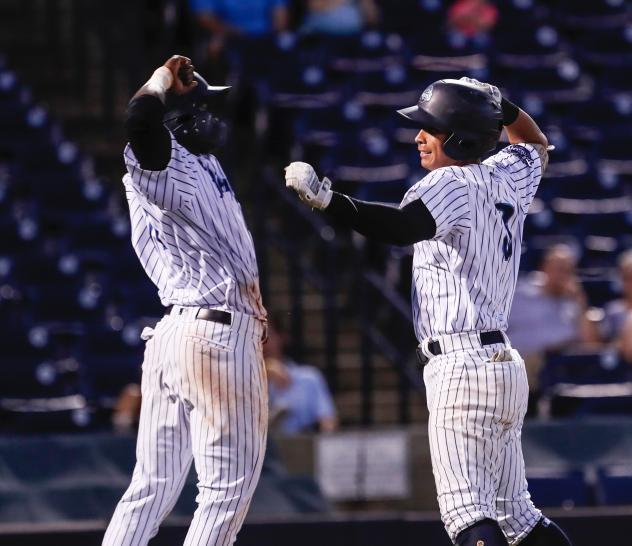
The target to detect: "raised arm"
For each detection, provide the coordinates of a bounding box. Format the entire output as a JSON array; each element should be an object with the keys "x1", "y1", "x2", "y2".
[
  {"x1": 125, "y1": 55, "x2": 197, "y2": 171},
  {"x1": 325, "y1": 192, "x2": 436, "y2": 246},
  {"x1": 284, "y1": 162, "x2": 436, "y2": 246},
  {"x1": 501, "y1": 98, "x2": 548, "y2": 148}
]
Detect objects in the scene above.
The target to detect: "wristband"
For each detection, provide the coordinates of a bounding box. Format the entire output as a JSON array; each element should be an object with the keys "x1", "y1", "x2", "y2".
[
  {"x1": 501, "y1": 97, "x2": 520, "y2": 126},
  {"x1": 145, "y1": 66, "x2": 173, "y2": 102}
]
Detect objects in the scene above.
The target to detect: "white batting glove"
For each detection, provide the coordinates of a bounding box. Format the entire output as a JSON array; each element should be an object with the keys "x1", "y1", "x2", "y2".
[
  {"x1": 459, "y1": 77, "x2": 502, "y2": 104},
  {"x1": 285, "y1": 161, "x2": 333, "y2": 210}
]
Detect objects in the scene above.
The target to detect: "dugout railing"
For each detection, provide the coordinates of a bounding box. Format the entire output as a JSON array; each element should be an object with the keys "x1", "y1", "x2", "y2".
[{"x1": 257, "y1": 169, "x2": 422, "y2": 425}]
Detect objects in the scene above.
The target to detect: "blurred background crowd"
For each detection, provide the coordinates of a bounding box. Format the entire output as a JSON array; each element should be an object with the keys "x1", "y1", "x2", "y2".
[{"x1": 0, "y1": 0, "x2": 631, "y2": 543}]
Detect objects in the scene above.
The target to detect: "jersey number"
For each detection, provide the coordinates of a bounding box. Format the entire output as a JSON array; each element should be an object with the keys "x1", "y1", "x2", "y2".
[{"x1": 495, "y1": 203, "x2": 515, "y2": 261}]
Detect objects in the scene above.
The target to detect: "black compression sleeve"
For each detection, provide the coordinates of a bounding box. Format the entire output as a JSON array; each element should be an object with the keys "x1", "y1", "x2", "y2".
[
  {"x1": 501, "y1": 97, "x2": 520, "y2": 126},
  {"x1": 125, "y1": 95, "x2": 172, "y2": 170},
  {"x1": 324, "y1": 192, "x2": 436, "y2": 246}
]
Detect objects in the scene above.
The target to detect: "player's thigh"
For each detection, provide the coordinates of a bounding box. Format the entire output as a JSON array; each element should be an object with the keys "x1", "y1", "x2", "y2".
[
  {"x1": 496, "y1": 427, "x2": 541, "y2": 544},
  {"x1": 180, "y1": 321, "x2": 268, "y2": 430},
  {"x1": 134, "y1": 320, "x2": 193, "y2": 474},
  {"x1": 494, "y1": 353, "x2": 540, "y2": 543},
  {"x1": 424, "y1": 355, "x2": 506, "y2": 518},
  {"x1": 184, "y1": 330, "x2": 267, "y2": 493}
]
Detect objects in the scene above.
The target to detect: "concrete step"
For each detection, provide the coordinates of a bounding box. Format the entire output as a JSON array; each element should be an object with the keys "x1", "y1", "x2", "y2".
[
  {"x1": 335, "y1": 367, "x2": 402, "y2": 391},
  {"x1": 335, "y1": 389, "x2": 429, "y2": 426}
]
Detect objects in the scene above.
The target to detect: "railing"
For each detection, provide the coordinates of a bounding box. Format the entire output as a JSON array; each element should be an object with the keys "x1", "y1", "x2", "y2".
[
  {"x1": 359, "y1": 269, "x2": 420, "y2": 424},
  {"x1": 255, "y1": 168, "x2": 421, "y2": 421},
  {"x1": 254, "y1": 168, "x2": 341, "y2": 392}
]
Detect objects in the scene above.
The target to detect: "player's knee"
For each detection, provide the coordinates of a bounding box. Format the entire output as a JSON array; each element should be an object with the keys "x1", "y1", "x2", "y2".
[
  {"x1": 455, "y1": 518, "x2": 508, "y2": 546},
  {"x1": 520, "y1": 517, "x2": 572, "y2": 546}
]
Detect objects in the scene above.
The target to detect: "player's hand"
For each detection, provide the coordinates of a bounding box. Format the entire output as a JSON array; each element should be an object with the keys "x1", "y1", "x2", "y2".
[
  {"x1": 285, "y1": 162, "x2": 333, "y2": 210},
  {"x1": 459, "y1": 76, "x2": 502, "y2": 104},
  {"x1": 163, "y1": 55, "x2": 197, "y2": 95}
]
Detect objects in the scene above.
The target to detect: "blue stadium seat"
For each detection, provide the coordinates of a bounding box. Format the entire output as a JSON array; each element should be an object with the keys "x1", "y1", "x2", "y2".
[
  {"x1": 541, "y1": 350, "x2": 630, "y2": 388},
  {"x1": 378, "y1": 0, "x2": 445, "y2": 34},
  {"x1": 502, "y1": 60, "x2": 588, "y2": 104},
  {"x1": 555, "y1": 0, "x2": 629, "y2": 30},
  {"x1": 574, "y1": 25, "x2": 632, "y2": 69},
  {"x1": 596, "y1": 466, "x2": 632, "y2": 505},
  {"x1": 540, "y1": 349, "x2": 632, "y2": 417},
  {"x1": 495, "y1": 24, "x2": 563, "y2": 60},
  {"x1": 526, "y1": 467, "x2": 591, "y2": 508},
  {"x1": 580, "y1": 273, "x2": 621, "y2": 305}
]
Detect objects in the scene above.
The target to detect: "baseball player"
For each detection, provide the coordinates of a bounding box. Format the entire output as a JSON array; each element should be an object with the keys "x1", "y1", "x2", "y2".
[
  {"x1": 285, "y1": 78, "x2": 572, "y2": 546},
  {"x1": 102, "y1": 55, "x2": 268, "y2": 546}
]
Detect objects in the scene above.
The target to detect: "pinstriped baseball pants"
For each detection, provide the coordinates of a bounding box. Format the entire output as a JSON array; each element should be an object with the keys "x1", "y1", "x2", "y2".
[
  {"x1": 103, "y1": 307, "x2": 268, "y2": 546},
  {"x1": 422, "y1": 343, "x2": 541, "y2": 545}
]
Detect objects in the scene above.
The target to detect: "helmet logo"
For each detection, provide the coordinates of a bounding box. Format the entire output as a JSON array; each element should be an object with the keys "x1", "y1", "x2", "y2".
[{"x1": 421, "y1": 84, "x2": 434, "y2": 103}]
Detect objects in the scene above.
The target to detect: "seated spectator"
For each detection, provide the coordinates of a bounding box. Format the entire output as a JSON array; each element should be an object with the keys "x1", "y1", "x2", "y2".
[
  {"x1": 619, "y1": 311, "x2": 632, "y2": 365},
  {"x1": 191, "y1": 0, "x2": 289, "y2": 38},
  {"x1": 508, "y1": 244, "x2": 600, "y2": 408},
  {"x1": 600, "y1": 249, "x2": 632, "y2": 342},
  {"x1": 190, "y1": 0, "x2": 290, "y2": 77},
  {"x1": 112, "y1": 383, "x2": 142, "y2": 432},
  {"x1": 300, "y1": 0, "x2": 380, "y2": 36},
  {"x1": 447, "y1": 0, "x2": 498, "y2": 48},
  {"x1": 264, "y1": 315, "x2": 338, "y2": 434}
]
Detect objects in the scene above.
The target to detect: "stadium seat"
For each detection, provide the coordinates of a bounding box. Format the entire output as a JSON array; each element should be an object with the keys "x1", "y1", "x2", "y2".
[
  {"x1": 596, "y1": 465, "x2": 632, "y2": 505},
  {"x1": 554, "y1": 0, "x2": 629, "y2": 30},
  {"x1": 539, "y1": 349, "x2": 632, "y2": 417},
  {"x1": 526, "y1": 467, "x2": 591, "y2": 508},
  {"x1": 541, "y1": 350, "x2": 630, "y2": 388}
]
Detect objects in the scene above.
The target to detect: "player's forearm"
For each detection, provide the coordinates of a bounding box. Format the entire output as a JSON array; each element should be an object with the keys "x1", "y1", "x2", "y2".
[
  {"x1": 132, "y1": 66, "x2": 175, "y2": 104},
  {"x1": 503, "y1": 100, "x2": 548, "y2": 148},
  {"x1": 324, "y1": 192, "x2": 436, "y2": 246},
  {"x1": 125, "y1": 95, "x2": 171, "y2": 170}
]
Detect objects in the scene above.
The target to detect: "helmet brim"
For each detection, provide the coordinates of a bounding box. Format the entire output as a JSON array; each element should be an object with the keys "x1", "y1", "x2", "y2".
[
  {"x1": 397, "y1": 105, "x2": 447, "y2": 134},
  {"x1": 205, "y1": 85, "x2": 231, "y2": 93}
]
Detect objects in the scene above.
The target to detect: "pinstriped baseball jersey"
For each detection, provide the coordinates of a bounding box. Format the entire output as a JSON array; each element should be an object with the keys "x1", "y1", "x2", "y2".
[
  {"x1": 104, "y1": 126, "x2": 269, "y2": 546},
  {"x1": 123, "y1": 132, "x2": 266, "y2": 319},
  {"x1": 400, "y1": 143, "x2": 545, "y2": 342}
]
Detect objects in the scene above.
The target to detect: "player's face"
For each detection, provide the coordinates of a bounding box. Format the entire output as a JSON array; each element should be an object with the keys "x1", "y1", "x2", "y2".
[{"x1": 415, "y1": 129, "x2": 454, "y2": 170}]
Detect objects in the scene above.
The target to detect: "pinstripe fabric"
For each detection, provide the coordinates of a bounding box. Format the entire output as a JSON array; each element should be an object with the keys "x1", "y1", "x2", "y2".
[
  {"x1": 103, "y1": 309, "x2": 267, "y2": 546},
  {"x1": 423, "y1": 345, "x2": 540, "y2": 544},
  {"x1": 405, "y1": 144, "x2": 546, "y2": 544},
  {"x1": 122, "y1": 132, "x2": 265, "y2": 318},
  {"x1": 401, "y1": 144, "x2": 543, "y2": 341},
  {"x1": 103, "y1": 135, "x2": 268, "y2": 545}
]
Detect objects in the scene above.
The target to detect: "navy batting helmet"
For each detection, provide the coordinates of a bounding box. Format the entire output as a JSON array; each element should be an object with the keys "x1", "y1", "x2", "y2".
[
  {"x1": 164, "y1": 72, "x2": 231, "y2": 155},
  {"x1": 397, "y1": 79, "x2": 503, "y2": 161}
]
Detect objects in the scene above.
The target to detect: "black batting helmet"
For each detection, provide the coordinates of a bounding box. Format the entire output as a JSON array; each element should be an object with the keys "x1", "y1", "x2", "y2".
[
  {"x1": 164, "y1": 72, "x2": 231, "y2": 155},
  {"x1": 397, "y1": 79, "x2": 503, "y2": 160}
]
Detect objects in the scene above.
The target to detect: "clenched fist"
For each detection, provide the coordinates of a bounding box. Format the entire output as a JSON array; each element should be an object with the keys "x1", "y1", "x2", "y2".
[
  {"x1": 163, "y1": 55, "x2": 197, "y2": 95},
  {"x1": 285, "y1": 162, "x2": 333, "y2": 210}
]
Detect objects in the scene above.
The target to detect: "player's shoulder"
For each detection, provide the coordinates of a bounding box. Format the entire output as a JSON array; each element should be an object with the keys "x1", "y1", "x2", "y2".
[
  {"x1": 124, "y1": 130, "x2": 195, "y2": 172},
  {"x1": 416, "y1": 165, "x2": 469, "y2": 187},
  {"x1": 484, "y1": 142, "x2": 542, "y2": 171}
]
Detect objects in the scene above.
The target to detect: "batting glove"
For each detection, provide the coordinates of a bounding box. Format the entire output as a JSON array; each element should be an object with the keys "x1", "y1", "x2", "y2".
[
  {"x1": 459, "y1": 77, "x2": 502, "y2": 105},
  {"x1": 285, "y1": 161, "x2": 333, "y2": 210}
]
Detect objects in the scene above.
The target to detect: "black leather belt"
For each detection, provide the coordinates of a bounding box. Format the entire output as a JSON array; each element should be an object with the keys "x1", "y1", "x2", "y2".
[
  {"x1": 416, "y1": 330, "x2": 505, "y2": 366},
  {"x1": 165, "y1": 305, "x2": 232, "y2": 326}
]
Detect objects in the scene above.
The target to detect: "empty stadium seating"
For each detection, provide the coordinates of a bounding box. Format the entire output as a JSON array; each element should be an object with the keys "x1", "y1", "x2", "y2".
[{"x1": 0, "y1": 0, "x2": 631, "y2": 435}]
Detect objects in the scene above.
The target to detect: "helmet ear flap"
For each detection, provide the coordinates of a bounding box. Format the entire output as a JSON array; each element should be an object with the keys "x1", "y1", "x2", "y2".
[{"x1": 443, "y1": 132, "x2": 486, "y2": 160}]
